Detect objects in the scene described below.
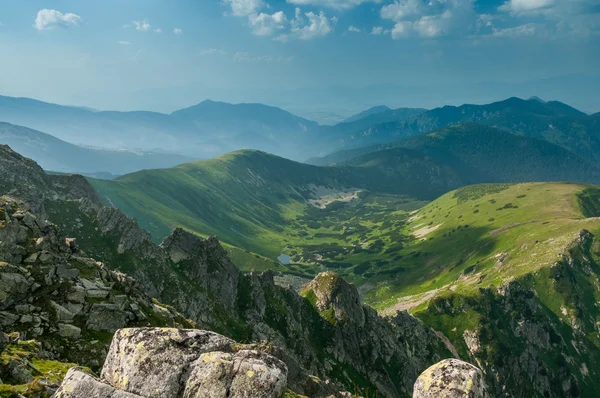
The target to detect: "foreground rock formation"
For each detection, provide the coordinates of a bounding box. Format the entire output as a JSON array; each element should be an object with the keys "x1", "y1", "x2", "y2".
[
  {"x1": 413, "y1": 359, "x2": 489, "y2": 398},
  {"x1": 54, "y1": 328, "x2": 288, "y2": 398},
  {"x1": 0, "y1": 197, "x2": 193, "y2": 395}
]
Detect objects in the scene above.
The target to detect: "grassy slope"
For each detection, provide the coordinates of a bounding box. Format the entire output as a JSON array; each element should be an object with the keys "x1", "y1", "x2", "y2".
[
  {"x1": 89, "y1": 149, "x2": 457, "y2": 279},
  {"x1": 367, "y1": 182, "x2": 600, "y2": 310}
]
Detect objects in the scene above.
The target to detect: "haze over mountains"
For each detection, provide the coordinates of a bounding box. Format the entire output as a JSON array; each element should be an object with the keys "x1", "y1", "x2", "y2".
[{"x1": 1, "y1": 93, "x2": 598, "y2": 179}]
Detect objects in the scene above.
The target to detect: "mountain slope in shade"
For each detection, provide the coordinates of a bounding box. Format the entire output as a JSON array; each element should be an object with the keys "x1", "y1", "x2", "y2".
[
  {"x1": 332, "y1": 97, "x2": 599, "y2": 166},
  {"x1": 396, "y1": 123, "x2": 600, "y2": 184},
  {"x1": 342, "y1": 105, "x2": 391, "y2": 123},
  {"x1": 0, "y1": 122, "x2": 192, "y2": 176}
]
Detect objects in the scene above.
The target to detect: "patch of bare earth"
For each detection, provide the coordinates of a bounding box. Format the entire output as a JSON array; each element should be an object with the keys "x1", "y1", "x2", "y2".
[
  {"x1": 307, "y1": 184, "x2": 362, "y2": 209},
  {"x1": 413, "y1": 224, "x2": 441, "y2": 238}
]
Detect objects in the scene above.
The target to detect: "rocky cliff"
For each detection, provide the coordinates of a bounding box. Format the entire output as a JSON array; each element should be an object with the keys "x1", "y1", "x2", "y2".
[
  {"x1": 0, "y1": 197, "x2": 193, "y2": 396},
  {"x1": 416, "y1": 229, "x2": 600, "y2": 396}
]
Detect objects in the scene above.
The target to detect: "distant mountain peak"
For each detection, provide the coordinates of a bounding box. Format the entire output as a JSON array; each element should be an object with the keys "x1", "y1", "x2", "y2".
[
  {"x1": 528, "y1": 96, "x2": 546, "y2": 103},
  {"x1": 342, "y1": 105, "x2": 392, "y2": 124}
]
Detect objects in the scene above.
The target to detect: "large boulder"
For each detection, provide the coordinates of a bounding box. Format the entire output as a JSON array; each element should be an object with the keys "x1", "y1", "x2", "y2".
[
  {"x1": 53, "y1": 368, "x2": 143, "y2": 398},
  {"x1": 413, "y1": 359, "x2": 490, "y2": 398},
  {"x1": 55, "y1": 327, "x2": 288, "y2": 398}
]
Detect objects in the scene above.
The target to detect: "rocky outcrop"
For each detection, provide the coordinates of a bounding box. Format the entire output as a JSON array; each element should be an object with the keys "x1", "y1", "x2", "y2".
[
  {"x1": 301, "y1": 272, "x2": 365, "y2": 326},
  {"x1": 413, "y1": 359, "x2": 489, "y2": 398},
  {"x1": 0, "y1": 197, "x2": 193, "y2": 395},
  {"x1": 55, "y1": 327, "x2": 288, "y2": 398},
  {"x1": 0, "y1": 144, "x2": 103, "y2": 214},
  {"x1": 417, "y1": 229, "x2": 600, "y2": 397}
]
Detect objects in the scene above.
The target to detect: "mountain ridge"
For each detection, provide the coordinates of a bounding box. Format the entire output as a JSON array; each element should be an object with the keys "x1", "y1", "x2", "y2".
[{"x1": 0, "y1": 122, "x2": 192, "y2": 176}]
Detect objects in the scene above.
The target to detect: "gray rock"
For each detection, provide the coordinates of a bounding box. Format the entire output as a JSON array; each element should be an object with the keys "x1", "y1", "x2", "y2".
[
  {"x1": 0, "y1": 332, "x2": 7, "y2": 354},
  {"x1": 413, "y1": 359, "x2": 490, "y2": 398},
  {"x1": 96, "y1": 328, "x2": 288, "y2": 398},
  {"x1": 0, "y1": 269, "x2": 32, "y2": 310},
  {"x1": 86, "y1": 303, "x2": 128, "y2": 332},
  {"x1": 8, "y1": 357, "x2": 33, "y2": 384},
  {"x1": 58, "y1": 323, "x2": 82, "y2": 339},
  {"x1": 101, "y1": 328, "x2": 236, "y2": 396},
  {"x1": 228, "y1": 350, "x2": 288, "y2": 398},
  {"x1": 0, "y1": 311, "x2": 20, "y2": 327},
  {"x1": 301, "y1": 271, "x2": 365, "y2": 327},
  {"x1": 66, "y1": 286, "x2": 86, "y2": 303},
  {"x1": 50, "y1": 300, "x2": 75, "y2": 323},
  {"x1": 56, "y1": 264, "x2": 80, "y2": 280},
  {"x1": 53, "y1": 368, "x2": 143, "y2": 398},
  {"x1": 183, "y1": 349, "x2": 288, "y2": 398}
]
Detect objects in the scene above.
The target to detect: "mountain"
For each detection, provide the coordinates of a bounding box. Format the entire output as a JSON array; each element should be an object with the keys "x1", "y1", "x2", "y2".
[
  {"x1": 171, "y1": 99, "x2": 320, "y2": 160},
  {"x1": 89, "y1": 149, "x2": 462, "y2": 261},
  {"x1": 0, "y1": 95, "x2": 322, "y2": 161},
  {"x1": 0, "y1": 122, "x2": 192, "y2": 176},
  {"x1": 342, "y1": 105, "x2": 391, "y2": 123},
  {"x1": 0, "y1": 144, "x2": 457, "y2": 397},
  {"x1": 373, "y1": 182, "x2": 600, "y2": 397},
  {"x1": 4, "y1": 144, "x2": 600, "y2": 396},
  {"x1": 326, "y1": 97, "x2": 600, "y2": 166},
  {"x1": 397, "y1": 123, "x2": 600, "y2": 184},
  {"x1": 312, "y1": 123, "x2": 600, "y2": 185},
  {"x1": 317, "y1": 107, "x2": 427, "y2": 152}
]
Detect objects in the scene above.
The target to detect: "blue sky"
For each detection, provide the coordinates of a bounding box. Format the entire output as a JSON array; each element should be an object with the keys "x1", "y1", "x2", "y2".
[{"x1": 0, "y1": 0, "x2": 598, "y2": 116}]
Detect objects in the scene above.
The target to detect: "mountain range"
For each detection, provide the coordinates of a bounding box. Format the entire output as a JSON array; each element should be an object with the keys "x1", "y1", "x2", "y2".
[
  {"x1": 0, "y1": 122, "x2": 192, "y2": 177},
  {"x1": 1, "y1": 94, "x2": 598, "y2": 177},
  {"x1": 3, "y1": 142, "x2": 600, "y2": 397},
  {"x1": 0, "y1": 95, "x2": 320, "y2": 161}
]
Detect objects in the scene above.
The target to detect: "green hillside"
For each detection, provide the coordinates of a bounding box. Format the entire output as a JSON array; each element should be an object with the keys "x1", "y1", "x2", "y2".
[
  {"x1": 90, "y1": 149, "x2": 460, "y2": 278},
  {"x1": 366, "y1": 182, "x2": 600, "y2": 310}
]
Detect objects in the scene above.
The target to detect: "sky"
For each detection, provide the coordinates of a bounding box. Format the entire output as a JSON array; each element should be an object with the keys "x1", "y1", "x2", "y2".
[{"x1": 0, "y1": 0, "x2": 599, "y2": 117}]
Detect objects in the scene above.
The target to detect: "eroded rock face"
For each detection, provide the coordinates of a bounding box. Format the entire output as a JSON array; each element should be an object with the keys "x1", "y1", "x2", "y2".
[
  {"x1": 0, "y1": 197, "x2": 193, "y2": 376},
  {"x1": 301, "y1": 271, "x2": 365, "y2": 327},
  {"x1": 413, "y1": 359, "x2": 489, "y2": 398},
  {"x1": 55, "y1": 327, "x2": 288, "y2": 398}
]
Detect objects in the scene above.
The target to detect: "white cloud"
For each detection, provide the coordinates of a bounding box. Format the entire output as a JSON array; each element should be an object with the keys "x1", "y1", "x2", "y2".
[
  {"x1": 286, "y1": 0, "x2": 377, "y2": 9},
  {"x1": 391, "y1": 21, "x2": 412, "y2": 38},
  {"x1": 291, "y1": 8, "x2": 337, "y2": 40},
  {"x1": 118, "y1": 41, "x2": 131, "y2": 45},
  {"x1": 371, "y1": 26, "x2": 384, "y2": 35},
  {"x1": 348, "y1": 25, "x2": 361, "y2": 32},
  {"x1": 154, "y1": 28, "x2": 163, "y2": 33},
  {"x1": 173, "y1": 28, "x2": 183, "y2": 35},
  {"x1": 380, "y1": 0, "x2": 421, "y2": 22},
  {"x1": 380, "y1": 0, "x2": 477, "y2": 39},
  {"x1": 233, "y1": 52, "x2": 294, "y2": 63},
  {"x1": 248, "y1": 11, "x2": 288, "y2": 36},
  {"x1": 499, "y1": 0, "x2": 554, "y2": 13},
  {"x1": 33, "y1": 9, "x2": 81, "y2": 30},
  {"x1": 491, "y1": 23, "x2": 537, "y2": 37},
  {"x1": 200, "y1": 48, "x2": 228, "y2": 56},
  {"x1": 133, "y1": 20, "x2": 151, "y2": 32},
  {"x1": 224, "y1": 0, "x2": 265, "y2": 16}
]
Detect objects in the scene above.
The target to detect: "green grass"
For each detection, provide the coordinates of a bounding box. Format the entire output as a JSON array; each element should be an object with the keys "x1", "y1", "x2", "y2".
[
  {"x1": 90, "y1": 151, "x2": 600, "y2": 313},
  {"x1": 368, "y1": 182, "x2": 600, "y2": 311},
  {"x1": 88, "y1": 150, "x2": 431, "y2": 281}
]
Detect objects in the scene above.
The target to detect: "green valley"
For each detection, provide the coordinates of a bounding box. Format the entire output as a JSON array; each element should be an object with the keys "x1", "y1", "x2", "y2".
[
  {"x1": 89, "y1": 144, "x2": 600, "y2": 313},
  {"x1": 89, "y1": 149, "x2": 458, "y2": 278}
]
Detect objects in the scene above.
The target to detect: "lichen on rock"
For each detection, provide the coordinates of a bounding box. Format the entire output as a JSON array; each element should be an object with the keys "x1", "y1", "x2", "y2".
[
  {"x1": 55, "y1": 327, "x2": 288, "y2": 398},
  {"x1": 413, "y1": 359, "x2": 490, "y2": 398}
]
